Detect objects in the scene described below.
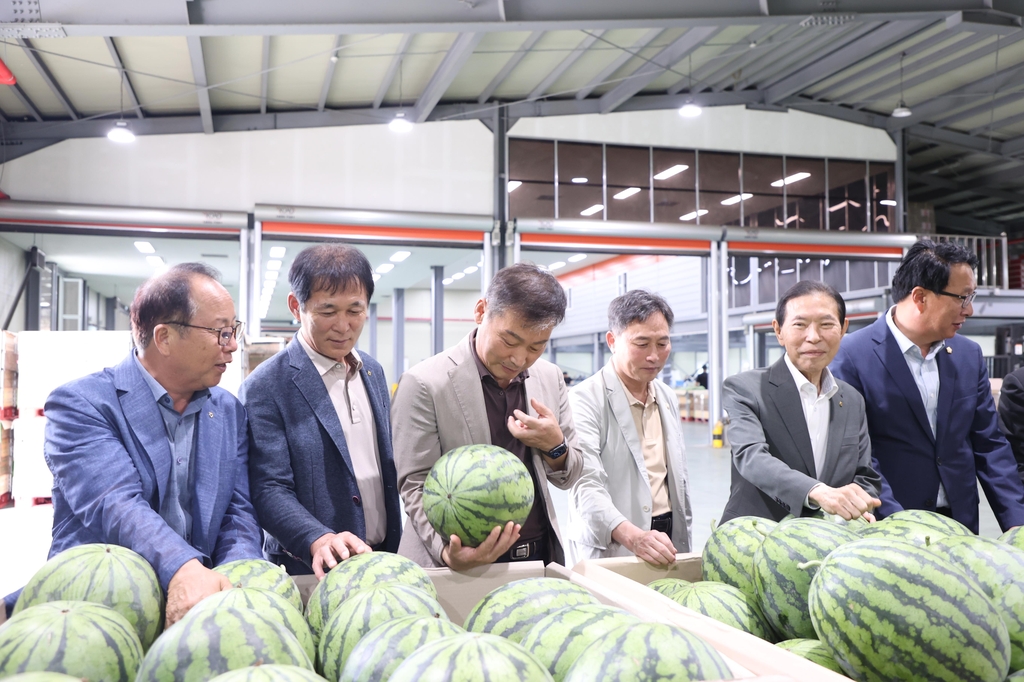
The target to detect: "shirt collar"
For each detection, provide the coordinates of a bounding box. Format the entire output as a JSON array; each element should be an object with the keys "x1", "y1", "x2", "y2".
[
  {"x1": 885, "y1": 306, "x2": 945, "y2": 360},
  {"x1": 296, "y1": 331, "x2": 362, "y2": 378},
  {"x1": 469, "y1": 328, "x2": 529, "y2": 384},
  {"x1": 783, "y1": 353, "x2": 838, "y2": 399},
  {"x1": 615, "y1": 372, "x2": 656, "y2": 408},
  {"x1": 132, "y1": 351, "x2": 210, "y2": 408}
]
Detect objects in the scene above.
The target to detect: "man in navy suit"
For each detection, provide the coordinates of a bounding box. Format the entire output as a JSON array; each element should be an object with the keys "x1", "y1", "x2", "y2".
[
  {"x1": 242, "y1": 244, "x2": 401, "y2": 578},
  {"x1": 5, "y1": 263, "x2": 263, "y2": 624},
  {"x1": 832, "y1": 239, "x2": 1024, "y2": 533}
]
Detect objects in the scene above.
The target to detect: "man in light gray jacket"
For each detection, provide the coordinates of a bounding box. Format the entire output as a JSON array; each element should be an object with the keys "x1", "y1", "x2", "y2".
[{"x1": 568, "y1": 290, "x2": 692, "y2": 566}]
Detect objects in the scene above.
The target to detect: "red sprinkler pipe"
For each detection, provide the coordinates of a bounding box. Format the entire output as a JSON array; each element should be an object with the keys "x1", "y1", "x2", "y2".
[{"x1": 0, "y1": 57, "x2": 16, "y2": 86}]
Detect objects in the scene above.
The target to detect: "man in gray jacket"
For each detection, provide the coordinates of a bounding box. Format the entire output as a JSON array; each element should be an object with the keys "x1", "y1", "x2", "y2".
[{"x1": 568, "y1": 290, "x2": 692, "y2": 566}]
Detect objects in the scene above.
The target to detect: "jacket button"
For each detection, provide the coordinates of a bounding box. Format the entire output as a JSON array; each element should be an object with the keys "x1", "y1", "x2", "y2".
[
  {"x1": 352, "y1": 496, "x2": 361, "y2": 506},
  {"x1": 643, "y1": 505, "x2": 650, "y2": 512},
  {"x1": 937, "y1": 458, "x2": 943, "y2": 466}
]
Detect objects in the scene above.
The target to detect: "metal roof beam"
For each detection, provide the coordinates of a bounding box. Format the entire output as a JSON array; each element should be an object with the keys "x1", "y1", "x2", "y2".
[
  {"x1": 10, "y1": 84, "x2": 43, "y2": 122},
  {"x1": 969, "y1": 108, "x2": 1024, "y2": 136},
  {"x1": 667, "y1": 23, "x2": 777, "y2": 94},
  {"x1": 935, "y1": 209, "x2": 1005, "y2": 235},
  {"x1": 599, "y1": 26, "x2": 720, "y2": 113},
  {"x1": 1002, "y1": 133, "x2": 1024, "y2": 156},
  {"x1": 888, "y1": 61, "x2": 1024, "y2": 130},
  {"x1": 186, "y1": 36, "x2": 214, "y2": 134},
  {"x1": 528, "y1": 30, "x2": 604, "y2": 101},
  {"x1": 411, "y1": 32, "x2": 482, "y2": 123},
  {"x1": 578, "y1": 28, "x2": 663, "y2": 100},
  {"x1": 374, "y1": 34, "x2": 412, "y2": 109},
  {"x1": 732, "y1": 26, "x2": 857, "y2": 93},
  {"x1": 0, "y1": 139, "x2": 61, "y2": 163},
  {"x1": 934, "y1": 90, "x2": 1022, "y2": 128},
  {"x1": 908, "y1": 170, "x2": 1024, "y2": 206},
  {"x1": 477, "y1": 31, "x2": 543, "y2": 104},
  {"x1": 18, "y1": 38, "x2": 78, "y2": 120},
  {"x1": 698, "y1": 24, "x2": 805, "y2": 93},
  {"x1": 318, "y1": 35, "x2": 343, "y2": 112},
  {"x1": 260, "y1": 36, "x2": 270, "y2": 114},
  {"x1": 104, "y1": 37, "x2": 143, "y2": 119}
]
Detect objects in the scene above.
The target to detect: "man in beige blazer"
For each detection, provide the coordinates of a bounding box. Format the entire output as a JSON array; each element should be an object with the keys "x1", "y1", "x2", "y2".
[{"x1": 392, "y1": 263, "x2": 584, "y2": 569}]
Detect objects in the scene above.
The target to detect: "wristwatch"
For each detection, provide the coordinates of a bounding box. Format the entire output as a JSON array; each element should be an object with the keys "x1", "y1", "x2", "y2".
[{"x1": 544, "y1": 440, "x2": 568, "y2": 459}]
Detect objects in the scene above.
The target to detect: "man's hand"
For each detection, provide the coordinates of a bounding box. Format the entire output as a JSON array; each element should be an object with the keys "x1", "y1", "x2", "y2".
[
  {"x1": 165, "y1": 559, "x2": 232, "y2": 628},
  {"x1": 809, "y1": 483, "x2": 880, "y2": 522},
  {"x1": 508, "y1": 398, "x2": 564, "y2": 454},
  {"x1": 441, "y1": 522, "x2": 521, "y2": 571},
  {"x1": 310, "y1": 532, "x2": 373, "y2": 579},
  {"x1": 612, "y1": 521, "x2": 677, "y2": 566}
]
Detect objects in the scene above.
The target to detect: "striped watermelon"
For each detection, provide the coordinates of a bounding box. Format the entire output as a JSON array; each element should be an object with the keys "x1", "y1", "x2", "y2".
[
  {"x1": 464, "y1": 578, "x2": 600, "y2": 643},
  {"x1": 809, "y1": 537, "x2": 1010, "y2": 682},
  {"x1": 388, "y1": 633, "x2": 553, "y2": 682},
  {"x1": 999, "y1": 527, "x2": 1024, "y2": 552},
  {"x1": 934, "y1": 534, "x2": 1024, "y2": 671},
  {"x1": 422, "y1": 444, "x2": 535, "y2": 547},
  {"x1": 136, "y1": 604, "x2": 313, "y2": 682},
  {"x1": 753, "y1": 518, "x2": 859, "y2": 640},
  {"x1": 208, "y1": 665, "x2": 328, "y2": 682},
  {"x1": 0, "y1": 600, "x2": 143, "y2": 682},
  {"x1": 776, "y1": 639, "x2": 844, "y2": 673},
  {"x1": 858, "y1": 516, "x2": 955, "y2": 547},
  {"x1": 213, "y1": 559, "x2": 303, "y2": 613},
  {"x1": 885, "y1": 509, "x2": 972, "y2": 536},
  {"x1": 13, "y1": 543, "x2": 163, "y2": 650},
  {"x1": 564, "y1": 623, "x2": 734, "y2": 681},
  {"x1": 318, "y1": 584, "x2": 447, "y2": 681},
  {"x1": 0, "y1": 674, "x2": 92, "y2": 681},
  {"x1": 653, "y1": 580, "x2": 773, "y2": 641},
  {"x1": 646, "y1": 578, "x2": 691, "y2": 600},
  {"x1": 701, "y1": 516, "x2": 776, "y2": 600},
  {"x1": 186, "y1": 588, "x2": 315, "y2": 664},
  {"x1": 520, "y1": 605, "x2": 639, "y2": 682},
  {"x1": 305, "y1": 552, "x2": 436, "y2": 644},
  {"x1": 338, "y1": 615, "x2": 464, "y2": 682},
  {"x1": 1010, "y1": 670, "x2": 1024, "y2": 679}
]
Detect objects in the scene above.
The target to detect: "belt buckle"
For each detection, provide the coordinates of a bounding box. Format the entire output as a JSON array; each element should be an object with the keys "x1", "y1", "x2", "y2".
[{"x1": 512, "y1": 543, "x2": 530, "y2": 560}]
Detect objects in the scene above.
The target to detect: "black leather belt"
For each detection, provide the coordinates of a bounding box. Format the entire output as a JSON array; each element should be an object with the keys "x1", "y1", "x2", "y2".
[
  {"x1": 934, "y1": 506, "x2": 954, "y2": 519},
  {"x1": 651, "y1": 512, "x2": 673, "y2": 537},
  {"x1": 496, "y1": 539, "x2": 544, "y2": 563}
]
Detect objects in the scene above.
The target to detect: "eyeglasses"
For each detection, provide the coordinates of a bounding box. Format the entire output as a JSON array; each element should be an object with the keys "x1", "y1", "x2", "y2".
[
  {"x1": 934, "y1": 290, "x2": 977, "y2": 309},
  {"x1": 161, "y1": 320, "x2": 244, "y2": 346}
]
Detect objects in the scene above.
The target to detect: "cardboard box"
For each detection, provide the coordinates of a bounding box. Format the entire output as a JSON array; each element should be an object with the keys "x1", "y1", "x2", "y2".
[
  {"x1": 573, "y1": 554, "x2": 853, "y2": 681},
  {"x1": 0, "y1": 424, "x2": 11, "y2": 506},
  {"x1": 0, "y1": 331, "x2": 15, "y2": 373}
]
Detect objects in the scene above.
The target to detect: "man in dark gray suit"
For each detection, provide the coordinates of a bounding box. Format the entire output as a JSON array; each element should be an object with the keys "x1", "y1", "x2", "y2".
[
  {"x1": 720, "y1": 281, "x2": 882, "y2": 524},
  {"x1": 1000, "y1": 366, "x2": 1024, "y2": 482},
  {"x1": 242, "y1": 244, "x2": 401, "y2": 578}
]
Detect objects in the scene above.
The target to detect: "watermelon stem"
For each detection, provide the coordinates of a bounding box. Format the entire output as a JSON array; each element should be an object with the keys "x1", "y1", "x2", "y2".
[
  {"x1": 797, "y1": 560, "x2": 823, "y2": 571},
  {"x1": 754, "y1": 522, "x2": 770, "y2": 537},
  {"x1": 710, "y1": 519, "x2": 718, "y2": 532}
]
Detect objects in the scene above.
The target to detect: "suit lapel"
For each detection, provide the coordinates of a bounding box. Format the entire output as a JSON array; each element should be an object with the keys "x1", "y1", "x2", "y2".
[
  {"x1": 601, "y1": 364, "x2": 646, "y2": 476},
  {"x1": 192, "y1": 392, "x2": 221, "y2": 551},
  {"x1": 935, "y1": 347, "x2": 957, "y2": 444},
  {"x1": 766, "y1": 359, "x2": 816, "y2": 477},
  {"x1": 447, "y1": 335, "x2": 491, "y2": 446},
  {"x1": 288, "y1": 339, "x2": 356, "y2": 479},
  {"x1": 115, "y1": 354, "x2": 172, "y2": 508},
  {"x1": 819, "y1": 384, "x2": 849, "y2": 484},
  {"x1": 874, "y1": 322, "x2": 935, "y2": 444}
]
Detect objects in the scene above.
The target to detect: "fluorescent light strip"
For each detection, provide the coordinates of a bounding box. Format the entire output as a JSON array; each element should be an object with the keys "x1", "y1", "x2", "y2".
[
  {"x1": 770, "y1": 172, "x2": 811, "y2": 188},
  {"x1": 463, "y1": 266, "x2": 478, "y2": 274},
  {"x1": 442, "y1": 278, "x2": 454, "y2": 285},
  {"x1": 266, "y1": 260, "x2": 282, "y2": 271},
  {"x1": 547, "y1": 261, "x2": 566, "y2": 271},
  {"x1": 452, "y1": 272, "x2": 465, "y2": 280},
  {"x1": 508, "y1": 180, "x2": 522, "y2": 192},
  {"x1": 580, "y1": 204, "x2": 604, "y2": 217},
  {"x1": 880, "y1": 199, "x2": 897, "y2": 206},
  {"x1": 390, "y1": 251, "x2": 411, "y2": 262},
  {"x1": 680, "y1": 209, "x2": 709, "y2": 221},
  {"x1": 613, "y1": 187, "x2": 641, "y2": 200},
  {"x1": 134, "y1": 241, "x2": 155, "y2": 254},
  {"x1": 265, "y1": 271, "x2": 279, "y2": 280},
  {"x1": 268, "y1": 246, "x2": 286, "y2": 258},
  {"x1": 571, "y1": 177, "x2": 588, "y2": 184},
  {"x1": 653, "y1": 164, "x2": 689, "y2": 180},
  {"x1": 721, "y1": 193, "x2": 753, "y2": 206},
  {"x1": 146, "y1": 256, "x2": 164, "y2": 267},
  {"x1": 567, "y1": 254, "x2": 587, "y2": 263},
  {"x1": 375, "y1": 263, "x2": 394, "y2": 274}
]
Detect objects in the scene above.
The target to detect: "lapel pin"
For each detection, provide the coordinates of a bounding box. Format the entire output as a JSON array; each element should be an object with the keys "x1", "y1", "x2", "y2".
[
  {"x1": 946, "y1": 347, "x2": 953, "y2": 354},
  {"x1": 367, "y1": 371, "x2": 372, "y2": 376},
  {"x1": 208, "y1": 412, "x2": 214, "y2": 418},
  {"x1": 839, "y1": 401, "x2": 843, "y2": 407}
]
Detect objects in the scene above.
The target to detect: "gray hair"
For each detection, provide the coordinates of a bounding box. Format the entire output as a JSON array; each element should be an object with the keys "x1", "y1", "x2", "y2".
[
  {"x1": 131, "y1": 262, "x2": 221, "y2": 348},
  {"x1": 485, "y1": 262, "x2": 567, "y2": 328},
  {"x1": 608, "y1": 289, "x2": 674, "y2": 334}
]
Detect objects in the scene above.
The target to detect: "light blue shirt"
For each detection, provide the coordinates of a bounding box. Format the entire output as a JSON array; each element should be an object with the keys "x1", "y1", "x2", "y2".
[{"x1": 134, "y1": 353, "x2": 210, "y2": 545}]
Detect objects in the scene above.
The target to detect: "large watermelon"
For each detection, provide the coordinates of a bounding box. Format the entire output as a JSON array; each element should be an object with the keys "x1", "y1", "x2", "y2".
[
  {"x1": 338, "y1": 615, "x2": 464, "y2": 682},
  {"x1": 388, "y1": 633, "x2": 553, "y2": 682},
  {"x1": 753, "y1": 517, "x2": 859, "y2": 640},
  {"x1": 1000, "y1": 527, "x2": 1024, "y2": 553},
  {"x1": 0, "y1": 600, "x2": 143, "y2": 682},
  {"x1": 934, "y1": 534, "x2": 1024, "y2": 671},
  {"x1": 809, "y1": 537, "x2": 1010, "y2": 682},
  {"x1": 884, "y1": 509, "x2": 972, "y2": 536},
  {"x1": 318, "y1": 584, "x2": 447, "y2": 681},
  {"x1": 305, "y1": 552, "x2": 436, "y2": 644},
  {"x1": 422, "y1": 444, "x2": 535, "y2": 547},
  {"x1": 464, "y1": 578, "x2": 600, "y2": 643},
  {"x1": 520, "y1": 605, "x2": 640, "y2": 682},
  {"x1": 858, "y1": 515, "x2": 956, "y2": 547},
  {"x1": 13, "y1": 543, "x2": 163, "y2": 650},
  {"x1": 653, "y1": 580, "x2": 773, "y2": 641},
  {"x1": 701, "y1": 516, "x2": 776, "y2": 600},
  {"x1": 0, "y1": 675, "x2": 93, "y2": 682},
  {"x1": 187, "y1": 588, "x2": 316, "y2": 664},
  {"x1": 776, "y1": 638, "x2": 844, "y2": 673},
  {"x1": 646, "y1": 578, "x2": 691, "y2": 601},
  {"x1": 208, "y1": 665, "x2": 328, "y2": 682},
  {"x1": 213, "y1": 559, "x2": 303, "y2": 613},
  {"x1": 136, "y1": 604, "x2": 313, "y2": 682},
  {"x1": 563, "y1": 623, "x2": 734, "y2": 681}
]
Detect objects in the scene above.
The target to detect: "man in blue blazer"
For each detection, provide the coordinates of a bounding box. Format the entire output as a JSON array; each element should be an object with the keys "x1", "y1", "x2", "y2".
[
  {"x1": 5, "y1": 263, "x2": 263, "y2": 624},
  {"x1": 242, "y1": 244, "x2": 401, "y2": 578},
  {"x1": 832, "y1": 239, "x2": 1024, "y2": 533}
]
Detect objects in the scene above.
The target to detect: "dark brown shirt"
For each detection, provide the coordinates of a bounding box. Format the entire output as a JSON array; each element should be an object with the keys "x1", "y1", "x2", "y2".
[{"x1": 469, "y1": 330, "x2": 549, "y2": 546}]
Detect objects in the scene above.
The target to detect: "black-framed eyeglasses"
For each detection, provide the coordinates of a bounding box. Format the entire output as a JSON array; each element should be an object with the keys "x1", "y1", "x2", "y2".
[
  {"x1": 161, "y1": 320, "x2": 244, "y2": 346},
  {"x1": 934, "y1": 290, "x2": 977, "y2": 309}
]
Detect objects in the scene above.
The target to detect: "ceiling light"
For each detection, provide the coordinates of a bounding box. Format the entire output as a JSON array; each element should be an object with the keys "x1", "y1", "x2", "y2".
[
  {"x1": 107, "y1": 120, "x2": 135, "y2": 143},
  {"x1": 265, "y1": 271, "x2": 279, "y2": 281},
  {"x1": 580, "y1": 204, "x2": 604, "y2": 217},
  {"x1": 508, "y1": 180, "x2": 522, "y2": 192},
  {"x1": 372, "y1": 273, "x2": 381, "y2": 282},
  {"x1": 268, "y1": 246, "x2": 286, "y2": 258},
  {"x1": 721, "y1": 193, "x2": 753, "y2": 206},
  {"x1": 146, "y1": 256, "x2": 164, "y2": 267},
  {"x1": 376, "y1": 263, "x2": 394, "y2": 274},
  {"x1": 442, "y1": 277, "x2": 454, "y2": 285},
  {"x1": 880, "y1": 199, "x2": 897, "y2": 207},
  {"x1": 390, "y1": 250, "x2": 411, "y2": 262},
  {"x1": 571, "y1": 177, "x2": 588, "y2": 184},
  {"x1": 680, "y1": 209, "x2": 709, "y2": 221},
  {"x1": 567, "y1": 254, "x2": 587, "y2": 263},
  {"x1": 452, "y1": 272, "x2": 465, "y2": 280},
  {"x1": 134, "y1": 241, "x2": 155, "y2": 254},
  {"x1": 266, "y1": 260, "x2": 282, "y2": 271},
  {"x1": 547, "y1": 261, "x2": 566, "y2": 271},
  {"x1": 476, "y1": 260, "x2": 483, "y2": 267},
  {"x1": 679, "y1": 103, "x2": 702, "y2": 118},
  {"x1": 891, "y1": 102, "x2": 912, "y2": 118},
  {"x1": 654, "y1": 164, "x2": 689, "y2": 180},
  {"x1": 329, "y1": 55, "x2": 339, "y2": 64},
  {"x1": 613, "y1": 187, "x2": 641, "y2": 200},
  {"x1": 463, "y1": 266, "x2": 478, "y2": 274},
  {"x1": 770, "y1": 172, "x2": 811, "y2": 187},
  {"x1": 389, "y1": 112, "x2": 413, "y2": 133}
]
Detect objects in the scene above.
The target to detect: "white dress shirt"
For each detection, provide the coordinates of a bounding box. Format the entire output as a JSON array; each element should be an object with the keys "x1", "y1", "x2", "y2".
[
  {"x1": 297, "y1": 333, "x2": 387, "y2": 545},
  {"x1": 783, "y1": 354, "x2": 839, "y2": 479}
]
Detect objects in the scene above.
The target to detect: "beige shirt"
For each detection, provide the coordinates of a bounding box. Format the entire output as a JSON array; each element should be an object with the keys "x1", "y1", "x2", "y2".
[
  {"x1": 297, "y1": 333, "x2": 386, "y2": 545},
  {"x1": 783, "y1": 354, "x2": 839, "y2": 479},
  {"x1": 619, "y1": 376, "x2": 672, "y2": 517}
]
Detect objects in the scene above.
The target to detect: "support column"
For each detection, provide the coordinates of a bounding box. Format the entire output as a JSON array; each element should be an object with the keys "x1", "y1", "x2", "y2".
[
  {"x1": 368, "y1": 302, "x2": 378, "y2": 359},
  {"x1": 717, "y1": 241, "x2": 730, "y2": 426},
  {"x1": 894, "y1": 128, "x2": 906, "y2": 233},
  {"x1": 250, "y1": 220, "x2": 263, "y2": 337},
  {"x1": 707, "y1": 243, "x2": 721, "y2": 441},
  {"x1": 105, "y1": 297, "x2": 117, "y2": 331},
  {"x1": 238, "y1": 215, "x2": 250, "y2": 337},
  {"x1": 430, "y1": 265, "x2": 444, "y2": 355},
  {"x1": 592, "y1": 333, "x2": 602, "y2": 375},
  {"x1": 482, "y1": 231, "x2": 494, "y2": 297},
  {"x1": 493, "y1": 106, "x2": 511, "y2": 272},
  {"x1": 392, "y1": 289, "x2": 405, "y2": 380}
]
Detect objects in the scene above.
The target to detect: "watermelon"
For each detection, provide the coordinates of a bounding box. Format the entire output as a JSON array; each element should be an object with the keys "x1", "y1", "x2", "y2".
[
  {"x1": 186, "y1": 588, "x2": 315, "y2": 664},
  {"x1": 318, "y1": 584, "x2": 447, "y2": 681},
  {"x1": 1000, "y1": 527, "x2": 1024, "y2": 553},
  {"x1": 934, "y1": 534, "x2": 1024, "y2": 671},
  {"x1": 388, "y1": 633, "x2": 553, "y2": 682},
  {"x1": 422, "y1": 444, "x2": 535, "y2": 547},
  {"x1": 0, "y1": 675, "x2": 91, "y2": 682},
  {"x1": 464, "y1": 578, "x2": 600, "y2": 643},
  {"x1": 213, "y1": 559, "x2": 303, "y2": 613},
  {"x1": 136, "y1": 604, "x2": 313, "y2": 682},
  {"x1": 653, "y1": 580, "x2": 773, "y2": 641},
  {"x1": 776, "y1": 638, "x2": 844, "y2": 673},
  {"x1": 753, "y1": 518, "x2": 858, "y2": 640},
  {"x1": 520, "y1": 605, "x2": 639, "y2": 682},
  {"x1": 809, "y1": 537, "x2": 1010, "y2": 682},
  {"x1": 564, "y1": 623, "x2": 734, "y2": 681},
  {"x1": 0, "y1": 600, "x2": 143, "y2": 682},
  {"x1": 858, "y1": 516, "x2": 954, "y2": 547},
  {"x1": 701, "y1": 516, "x2": 776, "y2": 600},
  {"x1": 305, "y1": 552, "x2": 436, "y2": 644},
  {"x1": 13, "y1": 543, "x2": 163, "y2": 650},
  {"x1": 885, "y1": 509, "x2": 972, "y2": 536},
  {"x1": 208, "y1": 665, "x2": 328, "y2": 682},
  {"x1": 338, "y1": 615, "x2": 464, "y2": 682}
]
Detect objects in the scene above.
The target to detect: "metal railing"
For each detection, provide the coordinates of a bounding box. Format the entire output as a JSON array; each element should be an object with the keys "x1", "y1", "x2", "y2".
[{"x1": 935, "y1": 234, "x2": 1010, "y2": 289}]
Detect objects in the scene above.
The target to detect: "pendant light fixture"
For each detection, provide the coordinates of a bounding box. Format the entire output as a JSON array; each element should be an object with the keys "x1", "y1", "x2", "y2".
[
  {"x1": 678, "y1": 53, "x2": 702, "y2": 119},
  {"x1": 107, "y1": 67, "x2": 136, "y2": 143},
  {"x1": 389, "y1": 57, "x2": 413, "y2": 133},
  {"x1": 891, "y1": 52, "x2": 912, "y2": 118}
]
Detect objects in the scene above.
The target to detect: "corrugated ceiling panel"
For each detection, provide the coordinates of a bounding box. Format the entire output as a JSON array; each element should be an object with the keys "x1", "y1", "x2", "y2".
[
  {"x1": 24, "y1": 37, "x2": 118, "y2": 117},
  {"x1": 266, "y1": 34, "x2": 335, "y2": 110},
  {"x1": 2, "y1": 42, "x2": 67, "y2": 117},
  {"x1": 0, "y1": 86, "x2": 30, "y2": 119},
  {"x1": 444, "y1": 31, "x2": 534, "y2": 100},
  {"x1": 951, "y1": 99, "x2": 1024, "y2": 134},
  {"x1": 204, "y1": 36, "x2": 263, "y2": 112},
  {"x1": 380, "y1": 33, "x2": 456, "y2": 106},
  {"x1": 902, "y1": 40, "x2": 1024, "y2": 118},
  {"x1": 326, "y1": 34, "x2": 406, "y2": 108},
  {"x1": 545, "y1": 28, "x2": 662, "y2": 99},
  {"x1": 645, "y1": 26, "x2": 757, "y2": 93},
  {"x1": 491, "y1": 30, "x2": 612, "y2": 100},
  {"x1": 585, "y1": 27, "x2": 687, "y2": 98},
  {"x1": 116, "y1": 36, "x2": 200, "y2": 115}
]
